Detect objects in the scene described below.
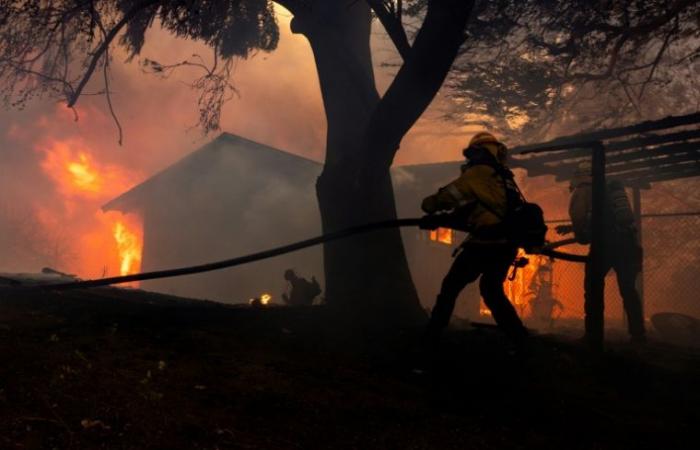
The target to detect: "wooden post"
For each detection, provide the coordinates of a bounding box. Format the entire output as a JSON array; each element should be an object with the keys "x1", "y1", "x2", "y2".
[
  {"x1": 632, "y1": 187, "x2": 644, "y2": 311},
  {"x1": 588, "y1": 141, "x2": 607, "y2": 349}
]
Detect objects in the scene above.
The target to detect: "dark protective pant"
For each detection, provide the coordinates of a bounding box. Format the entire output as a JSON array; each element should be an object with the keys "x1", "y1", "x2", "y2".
[
  {"x1": 426, "y1": 243, "x2": 528, "y2": 342},
  {"x1": 584, "y1": 239, "x2": 645, "y2": 341}
]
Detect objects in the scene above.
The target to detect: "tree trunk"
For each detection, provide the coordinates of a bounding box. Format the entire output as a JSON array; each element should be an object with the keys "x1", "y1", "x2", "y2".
[
  {"x1": 291, "y1": 0, "x2": 473, "y2": 328},
  {"x1": 291, "y1": 2, "x2": 424, "y2": 327}
]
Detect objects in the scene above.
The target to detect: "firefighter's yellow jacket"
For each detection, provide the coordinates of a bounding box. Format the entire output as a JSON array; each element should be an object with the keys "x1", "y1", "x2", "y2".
[{"x1": 421, "y1": 164, "x2": 507, "y2": 234}]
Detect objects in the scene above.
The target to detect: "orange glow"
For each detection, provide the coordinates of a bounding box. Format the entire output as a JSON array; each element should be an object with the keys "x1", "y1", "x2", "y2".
[
  {"x1": 113, "y1": 220, "x2": 142, "y2": 277},
  {"x1": 67, "y1": 153, "x2": 101, "y2": 193},
  {"x1": 429, "y1": 228, "x2": 454, "y2": 245},
  {"x1": 41, "y1": 140, "x2": 134, "y2": 199},
  {"x1": 479, "y1": 300, "x2": 492, "y2": 317},
  {"x1": 504, "y1": 249, "x2": 539, "y2": 314},
  {"x1": 480, "y1": 249, "x2": 551, "y2": 318},
  {"x1": 38, "y1": 138, "x2": 143, "y2": 282},
  {"x1": 249, "y1": 293, "x2": 272, "y2": 306}
]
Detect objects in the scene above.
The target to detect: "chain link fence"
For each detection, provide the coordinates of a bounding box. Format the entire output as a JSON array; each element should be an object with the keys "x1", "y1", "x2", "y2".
[{"x1": 492, "y1": 213, "x2": 700, "y2": 333}]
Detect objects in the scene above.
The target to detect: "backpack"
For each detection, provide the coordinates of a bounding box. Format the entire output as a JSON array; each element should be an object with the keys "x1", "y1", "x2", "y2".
[
  {"x1": 482, "y1": 166, "x2": 548, "y2": 252},
  {"x1": 606, "y1": 180, "x2": 636, "y2": 234}
]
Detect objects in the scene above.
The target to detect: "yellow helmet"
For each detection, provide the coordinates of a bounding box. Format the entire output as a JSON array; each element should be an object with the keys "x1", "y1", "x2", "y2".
[
  {"x1": 464, "y1": 132, "x2": 508, "y2": 164},
  {"x1": 570, "y1": 161, "x2": 592, "y2": 191},
  {"x1": 469, "y1": 132, "x2": 500, "y2": 147}
]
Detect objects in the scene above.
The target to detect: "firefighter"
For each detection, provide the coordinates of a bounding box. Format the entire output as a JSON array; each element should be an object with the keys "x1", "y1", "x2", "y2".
[
  {"x1": 281, "y1": 269, "x2": 322, "y2": 306},
  {"x1": 421, "y1": 132, "x2": 529, "y2": 345},
  {"x1": 557, "y1": 162, "x2": 646, "y2": 343}
]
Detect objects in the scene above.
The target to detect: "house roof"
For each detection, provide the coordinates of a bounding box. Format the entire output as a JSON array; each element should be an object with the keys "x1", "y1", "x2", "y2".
[
  {"x1": 103, "y1": 133, "x2": 322, "y2": 213},
  {"x1": 104, "y1": 132, "x2": 475, "y2": 215}
]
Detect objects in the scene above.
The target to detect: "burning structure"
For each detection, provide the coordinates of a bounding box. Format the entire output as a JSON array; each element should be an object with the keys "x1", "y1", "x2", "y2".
[
  {"x1": 103, "y1": 133, "x2": 489, "y2": 316},
  {"x1": 35, "y1": 139, "x2": 144, "y2": 283},
  {"x1": 103, "y1": 134, "x2": 322, "y2": 303}
]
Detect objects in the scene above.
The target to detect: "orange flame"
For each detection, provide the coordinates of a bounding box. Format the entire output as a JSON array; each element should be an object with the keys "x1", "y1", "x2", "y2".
[
  {"x1": 249, "y1": 293, "x2": 272, "y2": 306},
  {"x1": 39, "y1": 139, "x2": 143, "y2": 281},
  {"x1": 113, "y1": 220, "x2": 142, "y2": 276},
  {"x1": 480, "y1": 249, "x2": 548, "y2": 318},
  {"x1": 429, "y1": 228, "x2": 454, "y2": 245},
  {"x1": 66, "y1": 153, "x2": 102, "y2": 193}
]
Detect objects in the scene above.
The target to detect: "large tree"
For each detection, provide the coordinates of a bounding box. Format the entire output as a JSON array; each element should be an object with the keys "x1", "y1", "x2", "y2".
[{"x1": 1, "y1": 0, "x2": 697, "y2": 327}]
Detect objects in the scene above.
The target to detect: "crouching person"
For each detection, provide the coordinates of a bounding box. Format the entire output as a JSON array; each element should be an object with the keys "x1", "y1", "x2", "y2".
[{"x1": 422, "y1": 132, "x2": 529, "y2": 347}]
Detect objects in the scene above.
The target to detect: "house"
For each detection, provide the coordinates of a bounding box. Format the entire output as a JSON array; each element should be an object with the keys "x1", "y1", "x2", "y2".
[{"x1": 104, "y1": 133, "x2": 481, "y2": 316}]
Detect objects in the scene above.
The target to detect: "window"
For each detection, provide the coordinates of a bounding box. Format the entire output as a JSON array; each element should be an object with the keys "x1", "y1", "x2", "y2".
[{"x1": 429, "y1": 227, "x2": 453, "y2": 245}]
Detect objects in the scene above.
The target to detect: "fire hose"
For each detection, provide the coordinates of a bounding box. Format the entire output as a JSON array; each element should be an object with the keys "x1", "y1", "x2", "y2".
[{"x1": 38, "y1": 218, "x2": 586, "y2": 291}]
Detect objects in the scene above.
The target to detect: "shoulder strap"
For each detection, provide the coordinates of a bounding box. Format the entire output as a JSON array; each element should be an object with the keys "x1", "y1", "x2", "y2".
[
  {"x1": 475, "y1": 166, "x2": 511, "y2": 220},
  {"x1": 476, "y1": 195, "x2": 506, "y2": 220},
  {"x1": 495, "y1": 166, "x2": 526, "y2": 202},
  {"x1": 469, "y1": 165, "x2": 525, "y2": 221}
]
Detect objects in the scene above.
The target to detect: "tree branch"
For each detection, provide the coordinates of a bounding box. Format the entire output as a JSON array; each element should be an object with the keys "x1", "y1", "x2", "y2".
[
  {"x1": 638, "y1": 22, "x2": 676, "y2": 100},
  {"x1": 67, "y1": 0, "x2": 159, "y2": 107},
  {"x1": 366, "y1": 0, "x2": 412, "y2": 60},
  {"x1": 363, "y1": 0, "x2": 473, "y2": 171}
]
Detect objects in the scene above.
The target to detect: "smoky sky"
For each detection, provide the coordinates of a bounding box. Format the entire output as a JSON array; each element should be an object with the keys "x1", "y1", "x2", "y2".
[
  {"x1": 1, "y1": 9, "x2": 698, "y2": 322},
  {"x1": 0, "y1": 11, "x2": 477, "y2": 275}
]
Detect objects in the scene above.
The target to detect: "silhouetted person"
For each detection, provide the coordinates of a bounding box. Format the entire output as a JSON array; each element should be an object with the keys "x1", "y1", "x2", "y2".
[
  {"x1": 422, "y1": 132, "x2": 529, "y2": 345},
  {"x1": 282, "y1": 269, "x2": 321, "y2": 306},
  {"x1": 557, "y1": 162, "x2": 646, "y2": 343}
]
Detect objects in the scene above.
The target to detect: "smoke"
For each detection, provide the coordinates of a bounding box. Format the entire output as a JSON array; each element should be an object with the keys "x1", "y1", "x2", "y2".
[
  {"x1": 0, "y1": 10, "x2": 480, "y2": 277},
  {"x1": 0, "y1": 6, "x2": 571, "y2": 286},
  {"x1": 0, "y1": 11, "x2": 323, "y2": 275},
  {"x1": 3, "y1": 7, "x2": 695, "y2": 323}
]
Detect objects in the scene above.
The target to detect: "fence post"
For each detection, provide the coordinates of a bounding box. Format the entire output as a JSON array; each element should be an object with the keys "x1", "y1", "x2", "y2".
[
  {"x1": 588, "y1": 141, "x2": 606, "y2": 349},
  {"x1": 632, "y1": 187, "x2": 644, "y2": 310}
]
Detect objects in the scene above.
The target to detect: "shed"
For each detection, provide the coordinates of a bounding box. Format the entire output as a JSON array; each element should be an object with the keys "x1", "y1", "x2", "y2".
[{"x1": 104, "y1": 133, "x2": 480, "y2": 314}]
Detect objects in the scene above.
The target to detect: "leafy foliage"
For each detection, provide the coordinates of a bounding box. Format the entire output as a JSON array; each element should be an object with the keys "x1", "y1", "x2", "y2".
[
  {"x1": 0, "y1": 0, "x2": 278, "y2": 133},
  {"x1": 1, "y1": 0, "x2": 698, "y2": 143},
  {"x1": 119, "y1": 0, "x2": 278, "y2": 59},
  {"x1": 412, "y1": 0, "x2": 700, "y2": 142}
]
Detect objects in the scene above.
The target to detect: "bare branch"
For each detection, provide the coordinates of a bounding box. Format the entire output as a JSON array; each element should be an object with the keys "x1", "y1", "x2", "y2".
[
  {"x1": 638, "y1": 21, "x2": 677, "y2": 100},
  {"x1": 141, "y1": 49, "x2": 239, "y2": 133},
  {"x1": 67, "y1": 0, "x2": 159, "y2": 107},
  {"x1": 366, "y1": 0, "x2": 412, "y2": 61}
]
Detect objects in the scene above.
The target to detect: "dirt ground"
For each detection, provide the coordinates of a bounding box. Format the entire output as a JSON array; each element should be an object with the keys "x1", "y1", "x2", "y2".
[{"x1": 1, "y1": 286, "x2": 698, "y2": 450}]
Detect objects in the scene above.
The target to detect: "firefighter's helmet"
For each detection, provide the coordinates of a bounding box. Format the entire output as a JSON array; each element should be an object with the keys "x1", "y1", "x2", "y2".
[
  {"x1": 463, "y1": 131, "x2": 507, "y2": 164},
  {"x1": 469, "y1": 132, "x2": 500, "y2": 147},
  {"x1": 574, "y1": 161, "x2": 592, "y2": 177},
  {"x1": 570, "y1": 161, "x2": 592, "y2": 191}
]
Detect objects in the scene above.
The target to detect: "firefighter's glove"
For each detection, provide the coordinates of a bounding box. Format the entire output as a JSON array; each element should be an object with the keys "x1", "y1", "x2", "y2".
[
  {"x1": 508, "y1": 257, "x2": 529, "y2": 281},
  {"x1": 419, "y1": 214, "x2": 443, "y2": 230},
  {"x1": 421, "y1": 195, "x2": 439, "y2": 214},
  {"x1": 555, "y1": 224, "x2": 573, "y2": 235},
  {"x1": 513, "y1": 257, "x2": 529, "y2": 268}
]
